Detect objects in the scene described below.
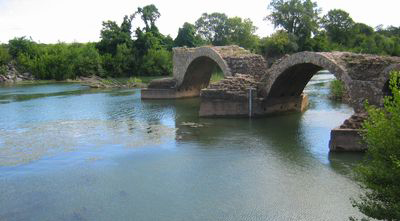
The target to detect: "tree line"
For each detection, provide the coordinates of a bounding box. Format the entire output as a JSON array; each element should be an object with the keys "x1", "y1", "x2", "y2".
[{"x1": 0, "y1": 1, "x2": 399, "y2": 80}]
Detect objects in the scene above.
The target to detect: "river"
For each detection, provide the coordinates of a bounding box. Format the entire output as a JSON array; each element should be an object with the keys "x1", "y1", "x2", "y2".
[{"x1": 0, "y1": 72, "x2": 365, "y2": 220}]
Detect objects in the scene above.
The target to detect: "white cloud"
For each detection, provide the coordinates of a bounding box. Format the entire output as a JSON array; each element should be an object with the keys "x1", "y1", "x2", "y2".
[{"x1": 0, "y1": 0, "x2": 398, "y2": 43}]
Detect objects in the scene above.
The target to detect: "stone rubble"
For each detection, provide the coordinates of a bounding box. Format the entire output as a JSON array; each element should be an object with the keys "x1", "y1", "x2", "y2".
[
  {"x1": 0, "y1": 63, "x2": 34, "y2": 83},
  {"x1": 339, "y1": 113, "x2": 368, "y2": 129},
  {"x1": 201, "y1": 74, "x2": 259, "y2": 101}
]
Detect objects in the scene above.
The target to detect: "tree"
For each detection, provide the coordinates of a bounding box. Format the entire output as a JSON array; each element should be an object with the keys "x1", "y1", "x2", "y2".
[
  {"x1": 195, "y1": 12, "x2": 229, "y2": 45},
  {"x1": 266, "y1": 0, "x2": 321, "y2": 50},
  {"x1": 321, "y1": 9, "x2": 354, "y2": 46},
  {"x1": 226, "y1": 17, "x2": 259, "y2": 50},
  {"x1": 8, "y1": 37, "x2": 37, "y2": 58},
  {"x1": 136, "y1": 4, "x2": 161, "y2": 32},
  {"x1": 258, "y1": 30, "x2": 298, "y2": 58},
  {"x1": 97, "y1": 20, "x2": 132, "y2": 55},
  {"x1": 311, "y1": 31, "x2": 331, "y2": 52},
  {"x1": 195, "y1": 13, "x2": 258, "y2": 49},
  {"x1": 174, "y1": 22, "x2": 202, "y2": 47},
  {"x1": 351, "y1": 71, "x2": 400, "y2": 220}
]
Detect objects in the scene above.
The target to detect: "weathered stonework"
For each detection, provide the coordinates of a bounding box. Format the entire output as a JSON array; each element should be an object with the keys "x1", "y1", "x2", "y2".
[
  {"x1": 141, "y1": 45, "x2": 400, "y2": 151},
  {"x1": 141, "y1": 45, "x2": 267, "y2": 99},
  {"x1": 199, "y1": 74, "x2": 308, "y2": 117},
  {"x1": 329, "y1": 113, "x2": 368, "y2": 152},
  {"x1": 260, "y1": 52, "x2": 400, "y2": 112}
]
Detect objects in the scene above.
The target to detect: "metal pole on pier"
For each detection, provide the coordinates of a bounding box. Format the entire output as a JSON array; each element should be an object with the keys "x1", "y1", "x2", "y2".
[{"x1": 248, "y1": 87, "x2": 254, "y2": 118}]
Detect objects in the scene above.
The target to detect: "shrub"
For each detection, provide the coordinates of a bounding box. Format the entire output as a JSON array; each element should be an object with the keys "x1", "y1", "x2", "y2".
[
  {"x1": 329, "y1": 79, "x2": 345, "y2": 100},
  {"x1": 0, "y1": 45, "x2": 11, "y2": 65},
  {"x1": 351, "y1": 71, "x2": 400, "y2": 220},
  {"x1": 0, "y1": 65, "x2": 7, "y2": 76},
  {"x1": 139, "y1": 48, "x2": 172, "y2": 76}
]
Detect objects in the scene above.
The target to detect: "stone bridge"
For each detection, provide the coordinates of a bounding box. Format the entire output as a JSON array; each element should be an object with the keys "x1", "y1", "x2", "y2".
[
  {"x1": 141, "y1": 46, "x2": 267, "y2": 98},
  {"x1": 141, "y1": 45, "x2": 400, "y2": 151}
]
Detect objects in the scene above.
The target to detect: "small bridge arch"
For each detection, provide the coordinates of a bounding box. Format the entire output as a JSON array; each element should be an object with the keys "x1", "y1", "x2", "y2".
[{"x1": 173, "y1": 47, "x2": 232, "y2": 92}]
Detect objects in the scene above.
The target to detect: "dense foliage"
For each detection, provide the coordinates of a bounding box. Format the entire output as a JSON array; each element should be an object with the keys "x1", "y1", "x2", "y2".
[
  {"x1": 266, "y1": 0, "x2": 320, "y2": 50},
  {"x1": 263, "y1": 0, "x2": 400, "y2": 57},
  {"x1": 2, "y1": 4, "x2": 173, "y2": 80},
  {"x1": 351, "y1": 72, "x2": 400, "y2": 220},
  {"x1": 1, "y1": 2, "x2": 399, "y2": 80},
  {"x1": 195, "y1": 13, "x2": 259, "y2": 50}
]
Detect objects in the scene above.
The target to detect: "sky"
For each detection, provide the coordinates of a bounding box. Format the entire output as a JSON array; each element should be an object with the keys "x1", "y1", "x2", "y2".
[{"x1": 0, "y1": 0, "x2": 399, "y2": 44}]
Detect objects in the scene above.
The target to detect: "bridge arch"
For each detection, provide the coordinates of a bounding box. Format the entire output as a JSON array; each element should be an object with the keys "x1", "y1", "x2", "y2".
[
  {"x1": 173, "y1": 47, "x2": 232, "y2": 92},
  {"x1": 259, "y1": 52, "x2": 400, "y2": 112},
  {"x1": 261, "y1": 52, "x2": 351, "y2": 100}
]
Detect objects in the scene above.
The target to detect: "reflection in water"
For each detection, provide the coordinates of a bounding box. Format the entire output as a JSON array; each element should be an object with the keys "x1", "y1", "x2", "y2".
[{"x1": 0, "y1": 74, "x2": 364, "y2": 221}]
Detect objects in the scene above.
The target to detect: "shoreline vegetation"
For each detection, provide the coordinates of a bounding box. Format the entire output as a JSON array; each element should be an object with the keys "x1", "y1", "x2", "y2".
[{"x1": 1, "y1": 3, "x2": 399, "y2": 86}]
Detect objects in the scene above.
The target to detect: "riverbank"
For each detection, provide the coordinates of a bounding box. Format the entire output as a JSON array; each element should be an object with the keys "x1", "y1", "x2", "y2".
[
  {"x1": 0, "y1": 61, "x2": 166, "y2": 88},
  {"x1": 1, "y1": 72, "x2": 164, "y2": 89}
]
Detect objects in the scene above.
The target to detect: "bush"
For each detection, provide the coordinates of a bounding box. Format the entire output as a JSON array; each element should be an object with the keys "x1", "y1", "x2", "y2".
[
  {"x1": 8, "y1": 37, "x2": 36, "y2": 58},
  {"x1": 329, "y1": 79, "x2": 345, "y2": 100},
  {"x1": 0, "y1": 45, "x2": 11, "y2": 65},
  {"x1": 16, "y1": 43, "x2": 104, "y2": 80},
  {"x1": 139, "y1": 48, "x2": 172, "y2": 76},
  {"x1": 351, "y1": 71, "x2": 400, "y2": 220},
  {"x1": 127, "y1": 77, "x2": 142, "y2": 84},
  {"x1": 258, "y1": 30, "x2": 298, "y2": 58},
  {"x1": 0, "y1": 65, "x2": 7, "y2": 76}
]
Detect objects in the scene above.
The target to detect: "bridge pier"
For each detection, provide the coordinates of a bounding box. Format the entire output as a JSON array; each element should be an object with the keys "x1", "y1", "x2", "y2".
[
  {"x1": 329, "y1": 128, "x2": 365, "y2": 151},
  {"x1": 141, "y1": 88, "x2": 200, "y2": 99},
  {"x1": 328, "y1": 113, "x2": 368, "y2": 152},
  {"x1": 199, "y1": 92, "x2": 309, "y2": 117}
]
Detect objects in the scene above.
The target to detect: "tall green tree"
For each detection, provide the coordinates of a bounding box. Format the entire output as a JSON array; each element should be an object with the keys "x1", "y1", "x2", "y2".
[
  {"x1": 352, "y1": 71, "x2": 400, "y2": 220},
  {"x1": 136, "y1": 4, "x2": 161, "y2": 32},
  {"x1": 226, "y1": 17, "x2": 259, "y2": 50},
  {"x1": 195, "y1": 12, "x2": 229, "y2": 45},
  {"x1": 97, "y1": 19, "x2": 133, "y2": 55},
  {"x1": 174, "y1": 22, "x2": 203, "y2": 47},
  {"x1": 266, "y1": 0, "x2": 320, "y2": 50},
  {"x1": 321, "y1": 9, "x2": 355, "y2": 47},
  {"x1": 195, "y1": 13, "x2": 258, "y2": 49}
]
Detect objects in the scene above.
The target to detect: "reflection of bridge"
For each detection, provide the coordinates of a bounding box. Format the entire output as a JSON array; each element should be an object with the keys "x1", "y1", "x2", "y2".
[{"x1": 141, "y1": 45, "x2": 400, "y2": 151}]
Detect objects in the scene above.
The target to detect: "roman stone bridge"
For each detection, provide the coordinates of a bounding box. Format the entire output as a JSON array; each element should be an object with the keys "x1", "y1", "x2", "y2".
[
  {"x1": 141, "y1": 45, "x2": 400, "y2": 151},
  {"x1": 141, "y1": 46, "x2": 267, "y2": 98}
]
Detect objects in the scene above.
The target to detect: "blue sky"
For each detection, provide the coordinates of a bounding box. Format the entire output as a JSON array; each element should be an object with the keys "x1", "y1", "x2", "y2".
[{"x1": 0, "y1": 0, "x2": 399, "y2": 43}]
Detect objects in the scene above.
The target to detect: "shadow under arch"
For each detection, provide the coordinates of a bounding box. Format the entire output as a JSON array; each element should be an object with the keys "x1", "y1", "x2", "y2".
[{"x1": 179, "y1": 56, "x2": 223, "y2": 92}]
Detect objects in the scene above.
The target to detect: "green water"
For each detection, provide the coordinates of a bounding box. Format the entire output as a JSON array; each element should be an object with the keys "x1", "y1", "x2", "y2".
[{"x1": 0, "y1": 73, "x2": 364, "y2": 220}]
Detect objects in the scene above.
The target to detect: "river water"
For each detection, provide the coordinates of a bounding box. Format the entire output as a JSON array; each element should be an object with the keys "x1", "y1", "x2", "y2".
[{"x1": 0, "y1": 72, "x2": 364, "y2": 220}]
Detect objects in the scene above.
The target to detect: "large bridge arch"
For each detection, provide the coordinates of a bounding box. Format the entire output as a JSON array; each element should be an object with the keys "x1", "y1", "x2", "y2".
[
  {"x1": 260, "y1": 52, "x2": 400, "y2": 112},
  {"x1": 261, "y1": 52, "x2": 350, "y2": 98}
]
